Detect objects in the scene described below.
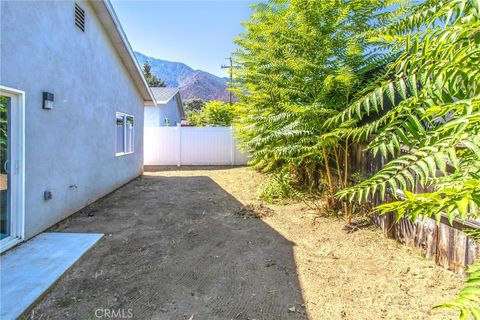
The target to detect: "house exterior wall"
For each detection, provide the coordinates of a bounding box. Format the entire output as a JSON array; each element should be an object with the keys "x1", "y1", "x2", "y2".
[
  {"x1": 145, "y1": 95, "x2": 182, "y2": 127},
  {"x1": 0, "y1": 0, "x2": 145, "y2": 240}
]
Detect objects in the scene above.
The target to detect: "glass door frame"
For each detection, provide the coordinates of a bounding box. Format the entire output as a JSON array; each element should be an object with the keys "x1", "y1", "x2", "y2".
[{"x1": 0, "y1": 85, "x2": 25, "y2": 252}]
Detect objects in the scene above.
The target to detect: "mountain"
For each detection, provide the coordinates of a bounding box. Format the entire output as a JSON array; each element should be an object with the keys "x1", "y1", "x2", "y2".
[
  {"x1": 179, "y1": 71, "x2": 231, "y2": 102},
  {"x1": 134, "y1": 52, "x2": 230, "y2": 102}
]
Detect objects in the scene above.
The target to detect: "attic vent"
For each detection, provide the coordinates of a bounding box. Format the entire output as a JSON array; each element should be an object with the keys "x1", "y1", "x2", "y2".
[{"x1": 75, "y1": 3, "x2": 85, "y2": 32}]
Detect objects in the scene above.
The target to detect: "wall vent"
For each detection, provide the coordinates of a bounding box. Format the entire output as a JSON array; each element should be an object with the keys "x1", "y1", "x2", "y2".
[{"x1": 75, "y1": 3, "x2": 85, "y2": 32}]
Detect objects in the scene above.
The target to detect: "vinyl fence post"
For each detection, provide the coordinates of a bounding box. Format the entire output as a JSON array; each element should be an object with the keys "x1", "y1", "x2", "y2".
[
  {"x1": 230, "y1": 126, "x2": 235, "y2": 166},
  {"x1": 177, "y1": 123, "x2": 181, "y2": 167}
]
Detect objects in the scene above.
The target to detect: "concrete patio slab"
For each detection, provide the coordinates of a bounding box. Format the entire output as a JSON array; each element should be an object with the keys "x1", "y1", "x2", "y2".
[{"x1": 0, "y1": 232, "x2": 103, "y2": 320}]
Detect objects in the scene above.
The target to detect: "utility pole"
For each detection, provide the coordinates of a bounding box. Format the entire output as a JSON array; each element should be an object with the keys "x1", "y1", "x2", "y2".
[{"x1": 221, "y1": 57, "x2": 239, "y2": 105}]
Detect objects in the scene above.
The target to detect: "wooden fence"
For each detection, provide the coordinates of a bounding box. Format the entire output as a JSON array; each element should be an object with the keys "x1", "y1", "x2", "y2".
[{"x1": 348, "y1": 143, "x2": 479, "y2": 272}]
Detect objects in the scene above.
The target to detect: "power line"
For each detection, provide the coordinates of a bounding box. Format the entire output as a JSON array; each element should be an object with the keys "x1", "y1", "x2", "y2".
[{"x1": 221, "y1": 57, "x2": 240, "y2": 105}]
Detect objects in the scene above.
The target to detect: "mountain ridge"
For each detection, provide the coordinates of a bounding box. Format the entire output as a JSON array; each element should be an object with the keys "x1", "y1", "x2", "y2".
[{"x1": 134, "y1": 52, "x2": 230, "y2": 102}]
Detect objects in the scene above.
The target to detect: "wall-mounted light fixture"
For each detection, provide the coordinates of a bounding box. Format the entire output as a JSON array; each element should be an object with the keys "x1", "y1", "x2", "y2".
[{"x1": 42, "y1": 92, "x2": 54, "y2": 110}]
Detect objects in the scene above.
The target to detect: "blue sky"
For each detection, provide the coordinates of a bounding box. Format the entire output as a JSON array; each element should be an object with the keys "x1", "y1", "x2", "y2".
[{"x1": 111, "y1": 1, "x2": 257, "y2": 77}]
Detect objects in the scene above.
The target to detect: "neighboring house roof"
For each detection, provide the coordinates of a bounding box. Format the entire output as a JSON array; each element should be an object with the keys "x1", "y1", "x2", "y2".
[
  {"x1": 150, "y1": 87, "x2": 185, "y2": 118},
  {"x1": 151, "y1": 87, "x2": 180, "y2": 104},
  {"x1": 89, "y1": 0, "x2": 156, "y2": 105}
]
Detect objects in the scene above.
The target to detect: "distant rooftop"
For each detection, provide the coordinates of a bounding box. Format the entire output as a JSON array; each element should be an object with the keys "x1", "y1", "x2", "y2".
[{"x1": 150, "y1": 87, "x2": 179, "y2": 104}]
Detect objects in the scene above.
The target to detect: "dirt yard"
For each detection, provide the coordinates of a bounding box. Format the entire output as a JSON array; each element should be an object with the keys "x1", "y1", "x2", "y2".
[{"x1": 26, "y1": 167, "x2": 463, "y2": 320}]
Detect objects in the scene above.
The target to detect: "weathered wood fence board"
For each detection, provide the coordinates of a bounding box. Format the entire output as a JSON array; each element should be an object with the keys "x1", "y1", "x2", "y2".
[{"x1": 348, "y1": 143, "x2": 479, "y2": 272}]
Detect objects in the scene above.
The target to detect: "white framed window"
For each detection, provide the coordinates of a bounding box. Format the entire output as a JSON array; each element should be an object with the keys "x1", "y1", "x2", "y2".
[{"x1": 116, "y1": 112, "x2": 134, "y2": 156}]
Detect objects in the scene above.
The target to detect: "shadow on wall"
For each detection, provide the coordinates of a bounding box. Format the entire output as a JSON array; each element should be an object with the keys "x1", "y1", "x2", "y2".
[{"x1": 29, "y1": 175, "x2": 308, "y2": 319}]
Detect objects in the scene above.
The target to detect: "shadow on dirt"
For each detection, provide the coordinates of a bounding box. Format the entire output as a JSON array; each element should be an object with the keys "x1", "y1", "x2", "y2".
[{"x1": 27, "y1": 175, "x2": 307, "y2": 320}]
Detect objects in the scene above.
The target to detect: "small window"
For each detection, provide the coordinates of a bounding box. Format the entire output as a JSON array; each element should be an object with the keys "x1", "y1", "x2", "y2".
[
  {"x1": 75, "y1": 3, "x2": 85, "y2": 32},
  {"x1": 116, "y1": 112, "x2": 134, "y2": 156}
]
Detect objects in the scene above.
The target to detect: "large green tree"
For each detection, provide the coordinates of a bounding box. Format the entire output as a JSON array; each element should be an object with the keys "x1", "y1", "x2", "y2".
[
  {"x1": 327, "y1": 1, "x2": 480, "y2": 316},
  {"x1": 142, "y1": 61, "x2": 166, "y2": 87},
  {"x1": 184, "y1": 98, "x2": 205, "y2": 114},
  {"x1": 331, "y1": 0, "x2": 480, "y2": 225},
  {"x1": 232, "y1": 0, "x2": 400, "y2": 213},
  {"x1": 188, "y1": 101, "x2": 235, "y2": 127},
  {"x1": 235, "y1": 0, "x2": 480, "y2": 316}
]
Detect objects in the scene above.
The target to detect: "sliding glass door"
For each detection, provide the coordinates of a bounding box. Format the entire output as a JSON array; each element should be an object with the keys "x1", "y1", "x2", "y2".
[
  {"x1": 0, "y1": 95, "x2": 10, "y2": 240},
  {"x1": 0, "y1": 86, "x2": 24, "y2": 251}
]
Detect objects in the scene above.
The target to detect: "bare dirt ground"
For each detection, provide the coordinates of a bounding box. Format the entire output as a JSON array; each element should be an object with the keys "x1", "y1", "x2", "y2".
[{"x1": 26, "y1": 166, "x2": 463, "y2": 320}]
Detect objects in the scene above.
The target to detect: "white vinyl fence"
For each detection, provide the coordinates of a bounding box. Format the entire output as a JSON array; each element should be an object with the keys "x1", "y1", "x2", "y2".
[{"x1": 144, "y1": 125, "x2": 249, "y2": 166}]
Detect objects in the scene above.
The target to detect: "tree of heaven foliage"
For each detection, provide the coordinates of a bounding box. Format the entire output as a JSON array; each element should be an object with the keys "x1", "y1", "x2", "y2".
[
  {"x1": 324, "y1": 0, "x2": 480, "y2": 316},
  {"x1": 233, "y1": 0, "x2": 405, "y2": 218}
]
